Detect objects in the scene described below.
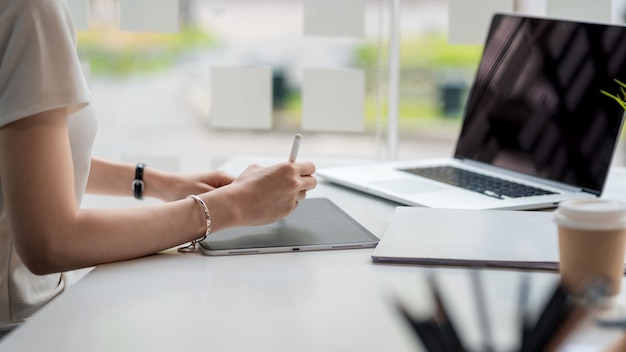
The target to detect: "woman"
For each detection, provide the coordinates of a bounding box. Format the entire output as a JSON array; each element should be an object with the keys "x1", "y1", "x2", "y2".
[{"x1": 0, "y1": 0, "x2": 317, "y2": 334}]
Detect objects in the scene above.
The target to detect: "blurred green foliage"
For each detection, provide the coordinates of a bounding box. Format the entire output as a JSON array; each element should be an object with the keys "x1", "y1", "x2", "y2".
[
  {"x1": 356, "y1": 34, "x2": 483, "y2": 121},
  {"x1": 356, "y1": 34, "x2": 483, "y2": 69},
  {"x1": 77, "y1": 26, "x2": 214, "y2": 76},
  {"x1": 279, "y1": 35, "x2": 482, "y2": 124},
  {"x1": 77, "y1": 25, "x2": 483, "y2": 125}
]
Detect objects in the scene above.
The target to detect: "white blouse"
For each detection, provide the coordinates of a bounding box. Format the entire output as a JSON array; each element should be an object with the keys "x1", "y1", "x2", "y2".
[{"x1": 0, "y1": 0, "x2": 97, "y2": 331}]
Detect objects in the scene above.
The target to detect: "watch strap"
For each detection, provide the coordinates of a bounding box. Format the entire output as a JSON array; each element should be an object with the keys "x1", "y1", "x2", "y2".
[{"x1": 132, "y1": 163, "x2": 145, "y2": 200}]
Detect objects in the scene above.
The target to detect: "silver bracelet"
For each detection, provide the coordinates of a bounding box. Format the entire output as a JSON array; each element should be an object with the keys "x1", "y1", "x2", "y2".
[{"x1": 178, "y1": 195, "x2": 212, "y2": 253}]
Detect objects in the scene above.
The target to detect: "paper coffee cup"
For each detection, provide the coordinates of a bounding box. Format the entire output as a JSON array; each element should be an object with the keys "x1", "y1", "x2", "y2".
[{"x1": 554, "y1": 199, "x2": 626, "y2": 299}]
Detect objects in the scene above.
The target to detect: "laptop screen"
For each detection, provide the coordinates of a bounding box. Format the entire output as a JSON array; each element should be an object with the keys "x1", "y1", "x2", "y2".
[{"x1": 455, "y1": 14, "x2": 626, "y2": 195}]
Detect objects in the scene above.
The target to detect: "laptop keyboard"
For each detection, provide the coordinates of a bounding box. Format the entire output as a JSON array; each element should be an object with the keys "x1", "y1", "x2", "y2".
[{"x1": 399, "y1": 166, "x2": 556, "y2": 199}]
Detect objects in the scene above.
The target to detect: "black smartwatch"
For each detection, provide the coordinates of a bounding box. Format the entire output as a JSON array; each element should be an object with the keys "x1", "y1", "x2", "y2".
[{"x1": 132, "y1": 163, "x2": 145, "y2": 200}]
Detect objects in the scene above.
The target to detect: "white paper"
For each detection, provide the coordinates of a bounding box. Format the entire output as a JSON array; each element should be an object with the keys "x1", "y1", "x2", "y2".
[
  {"x1": 448, "y1": 0, "x2": 514, "y2": 44},
  {"x1": 66, "y1": 0, "x2": 90, "y2": 31},
  {"x1": 119, "y1": 0, "x2": 180, "y2": 33},
  {"x1": 210, "y1": 66, "x2": 273, "y2": 130},
  {"x1": 301, "y1": 68, "x2": 364, "y2": 132},
  {"x1": 547, "y1": 0, "x2": 612, "y2": 23},
  {"x1": 303, "y1": 0, "x2": 366, "y2": 38}
]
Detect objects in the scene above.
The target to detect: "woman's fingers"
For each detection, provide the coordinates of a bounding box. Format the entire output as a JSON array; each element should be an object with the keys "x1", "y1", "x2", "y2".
[{"x1": 293, "y1": 161, "x2": 316, "y2": 176}]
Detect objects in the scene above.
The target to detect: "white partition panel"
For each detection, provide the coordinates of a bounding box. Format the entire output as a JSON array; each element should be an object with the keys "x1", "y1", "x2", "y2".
[
  {"x1": 119, "y1": 0, "x2": 180, "y2": 33},
  {"x1": 514, "y1": 0, "x2": 547, "y2": 16},
  {"x1": 448, "y1": 0, "x2": 514, "y2": 44},
  {"x1": 210, "y1": 66, "x2": 273, "y2": 130},
  {"x1": 303, "y1": 0, "x2": 366, "y2": 38},
  {"x1": 301, "y1": 68, "x2": 365, "y2": 132},
  {"x1": 547, "y1": 0, "x2": 612, "y2": 23}
]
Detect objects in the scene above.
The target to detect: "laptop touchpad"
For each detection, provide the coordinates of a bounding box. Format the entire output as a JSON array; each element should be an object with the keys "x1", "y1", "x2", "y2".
[{"x1": 370, "y1": 178, "x2": 448, "y2": 194}]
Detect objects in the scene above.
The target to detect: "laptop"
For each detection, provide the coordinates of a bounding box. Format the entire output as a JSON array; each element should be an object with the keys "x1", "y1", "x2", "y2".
[
  {"x1": 198, "y1": 198, "x2": 378, "y2": 256},
  {"x1": 317, "y1": 13, "x2": 626, "y2": 210}
]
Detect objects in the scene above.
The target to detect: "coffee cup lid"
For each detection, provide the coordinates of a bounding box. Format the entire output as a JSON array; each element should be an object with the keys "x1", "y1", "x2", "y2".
[{"x1": 554, "y1": 199, "x2": 626, "y2": 230}]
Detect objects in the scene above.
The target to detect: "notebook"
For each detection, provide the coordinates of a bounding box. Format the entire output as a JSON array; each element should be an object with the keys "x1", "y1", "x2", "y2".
[
  {"x1": 198, "y1": 197, "x2": 379, "y2": 256},
  {"x1": 317, "y1": 14, "x2": 626, "y2": 210},
  {"x1": 371, "y1": 207, "x2": 626, "y2": 271},
  {"x1": 372, "y1": 206, "x2": 560, "y2": 270}
]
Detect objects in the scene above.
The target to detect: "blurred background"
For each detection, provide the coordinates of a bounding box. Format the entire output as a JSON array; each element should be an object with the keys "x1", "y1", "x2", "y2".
[{"x1": 76, "y1": 0, "x2": 626, "y2": 175}]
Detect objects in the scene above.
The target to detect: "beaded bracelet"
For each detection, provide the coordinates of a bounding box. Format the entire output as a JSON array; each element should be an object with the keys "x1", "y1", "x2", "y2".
[{"x1": 178, "y1": 195, "x2": 212, "y2": 253}]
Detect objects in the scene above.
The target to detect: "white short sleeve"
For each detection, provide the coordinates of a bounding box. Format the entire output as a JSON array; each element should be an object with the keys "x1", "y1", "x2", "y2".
[
  {"x1": 0, "y1": 0, "x2": 97, "y2": 330},
  {"x1": 0, "y1": 0, "x2": 90, "y2": 127}
]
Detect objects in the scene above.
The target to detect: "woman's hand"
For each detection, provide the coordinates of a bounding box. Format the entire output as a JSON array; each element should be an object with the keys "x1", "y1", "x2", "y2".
[{"x1": 203, "y1": 161, "x2": 317, "y2": 230}]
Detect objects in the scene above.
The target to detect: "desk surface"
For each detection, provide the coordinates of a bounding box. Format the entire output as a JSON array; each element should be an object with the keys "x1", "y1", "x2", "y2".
[{"x1": 1, "y1": 158, "x2": 626, "y2": 351}]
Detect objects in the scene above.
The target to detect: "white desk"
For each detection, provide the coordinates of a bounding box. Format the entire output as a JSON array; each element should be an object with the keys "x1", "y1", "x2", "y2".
[{"x1": 1, "y1": 158, "x2": 626, "y2": 351}]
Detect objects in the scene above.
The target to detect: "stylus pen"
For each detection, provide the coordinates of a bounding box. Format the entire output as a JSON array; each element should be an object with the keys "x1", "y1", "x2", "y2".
[{"x1": 289, "y1": 134, "x2": 302, "y2": 162}]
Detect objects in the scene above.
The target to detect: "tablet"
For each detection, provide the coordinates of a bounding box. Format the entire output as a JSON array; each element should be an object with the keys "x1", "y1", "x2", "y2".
[{"x1": 198, "y1": 198, "x2": 379, "y2": 256}]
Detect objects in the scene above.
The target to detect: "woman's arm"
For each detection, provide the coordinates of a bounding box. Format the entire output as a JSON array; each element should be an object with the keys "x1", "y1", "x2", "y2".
[
  {"x1": 86, "y1": 158, "x2": 235, "y2": 201},
  {"x1": 0, "y1": 108, "x2": 316, "y2": 275}
]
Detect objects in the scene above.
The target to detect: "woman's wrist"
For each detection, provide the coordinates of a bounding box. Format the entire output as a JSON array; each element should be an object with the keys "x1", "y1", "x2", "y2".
[
  {"x1": 200, "y1": 189, "x2": 243, "y2": 232},
  {"x1": 141, "y1": 167, "x2": 178, "y2": 201}
]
